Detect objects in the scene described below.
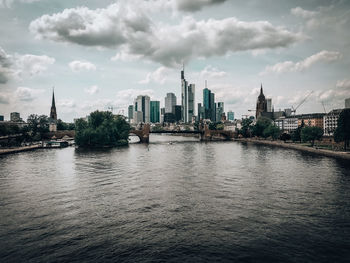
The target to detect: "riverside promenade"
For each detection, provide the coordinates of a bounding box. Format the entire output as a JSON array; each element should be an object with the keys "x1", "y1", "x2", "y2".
[
  {"x1": 236, "y1": 138, "x2": 350, "y2": 161},
  {"x1": 0, "y1": 145, "x2": 42, "y2": 156}
]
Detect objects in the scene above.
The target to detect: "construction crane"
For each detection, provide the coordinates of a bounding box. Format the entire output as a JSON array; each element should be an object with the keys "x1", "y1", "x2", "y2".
[
  {"x1": 321, "y1": 102, "x2": 327, "y2": 114},
  {"x1": 118, "y1": 109, "x2": 125, "y2": 115},
  {"x1": 291, "y1": 91, "x2": 314, "y2": 115}
]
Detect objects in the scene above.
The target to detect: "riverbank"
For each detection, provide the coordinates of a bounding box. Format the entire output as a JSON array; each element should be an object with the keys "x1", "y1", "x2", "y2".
[
  {"x1": 235, "y1": 138, "x2": 350, "y2": 160},
  {"x1": 0, "y1": 145, "x2": 42, "y2": 156}
]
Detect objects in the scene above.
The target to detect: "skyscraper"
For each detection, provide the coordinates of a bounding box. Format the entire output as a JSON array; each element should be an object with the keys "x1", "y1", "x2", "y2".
[
  {"x1": 227, "y1": 111, "x2": 234, "y2": 121},
  {"x1": 345, "y1": 98, "x2": 350, "y2": 108},
  {"x1": 150, "y1": 101, "x2": 160, "y2": 123},
  {"x1": 128, "y1": 105, "x2": 133, "y2": 122},
  {"x1": 266, "y1": 98, "x2": 272, "y2": 112},
  {"x1": 203, "y1": 85, "x2": 216, "y2": 122},
  {"x1": 216, "y1": 102, "x2": 224, "y2": 122},
  {"x1": 181, "y1": 66, "x2": 195, "y2": 123},
  {"x1": 165, "y1": 93, "x2": 176, "y2": 114},
  {"x1": 133, "y1": 95, "x2": 150, "y2": 123},
  {"x1": 256, "y1": 84, "x2": 267, "y2": 119}
]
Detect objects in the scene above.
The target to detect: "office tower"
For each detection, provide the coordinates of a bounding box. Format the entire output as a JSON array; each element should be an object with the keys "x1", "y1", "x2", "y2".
[
  {"x1": 150, "y1": 101, "x2": 160, "y2": 123},
  {"x1": 227, "y1": 111, "x2": 234, "y2": 121},
  {"x1": 266, "y1": 98, "x2": 272, "y2": 112},
  {"x1": 203, "y1": 84, "x2": 216, "y2": 122},
  {"x1": 133, "y1": 95, "x2": 150, "y2": 123},
  {"x1": 128, "y1": 105, "x2": 133, "y2": 122},
  {"x1": 197, "y1": 103, "x2": 205, "y2": 121},
  {"x1": 181, "y1": 66, "x2": 195, "y2": 123},
  {"x1": 165, "y1": 93, "x2": 176, "y2": 114},
  {"x1": 0, "y1": 115, "x2": 4, "y2": 121},
  {"x1": 216, "y1": 102, "x2": 224, "y2": 122},
  {"x1": 174, "y1": 105, "x2": 182, "y2": 122},
  {"x1": 10, "y1": 112, "x2": 21, "y2": 122}
]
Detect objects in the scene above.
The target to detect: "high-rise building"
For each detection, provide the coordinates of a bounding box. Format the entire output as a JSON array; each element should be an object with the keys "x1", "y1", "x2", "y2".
[
  {"x1": 216, "y1": 102, "x2": 224, "y2": 122},
  {"x1": 174, "y1": 105, "x2": 182, "y2": 122},
  {"x1": 197, "y1": 103, "x2": 205, "y2": 121},
  {"x1": 181, "y1": 66, "x2": 195, "y2": 123},
  {"x1": 203, "y1": 86, "x2": 216, "y2": 121},
  {"x1": 133, "y1": 95, "x2": 150, "y2": 123},
  {"x1": 165, "y1": 93, "x2": 176, "y2": 114},
  {"x1": 256, "y1": 84, "x2": 267, "y2": 119},
  {"x1": 10, "y1": 112, "x2": 21, "y2": 122},
  {"x1": 0, "y1": 115, "x2": 4, "y2": 121},
  {"x1": 128, "y1": 105, "x2": 133, "y2": 122},
  {"x1": 345, "y1": 98, "x2": 350, "y2": 108},
  {"x1": 150, "y1": 101, "x2": 160, "y2": 123},
  {"x1": 227, "y1": 111, "x2": 234, "y2": 121},
  {"x1": 266, "y1": 98, "x2": 272, "y2": 112}
]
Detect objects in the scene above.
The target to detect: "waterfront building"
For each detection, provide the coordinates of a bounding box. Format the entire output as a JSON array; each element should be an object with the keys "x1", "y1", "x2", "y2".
[
  {"x1": 256, "y1": 84, "x2": 267, "y2": 119},
  {"x1": 160, "y1": 107, "x2": 165, "y2": 123},
  {"x1": 346, "y1": 98, "x2": 350, "y2": 108},
  {"x1": 323, "y1": 109, "x2": 342, "y2": 136},
  {"x1": 274, "y1": 116, "x2": 298, "y2": 133},
  {"x1": 133, "y1": 95, "x2": 150, "y2": 123},
  {"x1": 298, "y1": 113, "x2": 325, "y2": 129},
  {"x1": 216, "y1": 102, "x2": 224, "y2": 122},
  {"x1": 10, "y1": 112, "x2": 21, "y2": 122},
  {"x1": 227, "y1": 111, "x2": 234, "y2": 121},
  {"x1": 150, "y1": 101, "x2": 160, "y2": 123},
  {"x1": 128, "y1": 105, "x2": 133, "y2": 123},
  {"x1": 164, "y1": 113, "x2": 175, "y2": 123},
  {"x1": 165, "y1": 93, "x2": 176, "y2": 114},
  {"x1": 181, "y1": 67, "x2": 195, "y2": 123}
]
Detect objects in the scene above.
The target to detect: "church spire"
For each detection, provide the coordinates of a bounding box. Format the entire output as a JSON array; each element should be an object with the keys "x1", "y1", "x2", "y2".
[
  {"x1": 50, "y1": 87, "x2": 57, "y2": 120},
  {"x1": 260, "y1": 83, "x2": 263, "y2": 95}
]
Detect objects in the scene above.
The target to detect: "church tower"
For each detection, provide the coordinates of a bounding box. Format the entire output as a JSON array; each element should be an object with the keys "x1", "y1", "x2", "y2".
[
  {"x1": 50, "y1": 89, "x2": 57, "y2": 120},
  {"x1": 256, "y1": 84, "x2": 267, "y2": 119}
]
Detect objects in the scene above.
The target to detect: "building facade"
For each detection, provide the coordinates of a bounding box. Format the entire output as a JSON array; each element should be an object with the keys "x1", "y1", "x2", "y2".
[
  {"x1": 227, "y1": 111, "x2": 234, "y2": 121},
  {"x1": 181, "y1": 67, "x2": 195, "y2": 123},
  {"x1": 323, "y1": 109, "x2": 342, "y2": 136},
  {"x1": 266, "y1": 98, "x2": 272, "y2": 112},
  {"x1": 150, "y1": 101, "x2": 160, "y2": 123},
  {"x1": 10, "y1": 112, "x2": 21, "y2": 122},
  {"x1": 298, "y1": 113, "x2": 325, "y2": 129},
  {"x1": 128, "y1": 105, "x2": 133, "y2": 123},
  {"x1": 203, "y1": 87, "x2": 216, "y2": 121},
  {"x1": 345, "y1": 98, "x2": 350, "y2": 109},
  {"x1": 133, "y1": 95, "x2": 150, "y2": 123},
  {"x1": 216, "y1": 102, "x2": 224, "y2": 122},
  {"x1": 165, "y1": 93, "x2": 176, "y2": 114}
]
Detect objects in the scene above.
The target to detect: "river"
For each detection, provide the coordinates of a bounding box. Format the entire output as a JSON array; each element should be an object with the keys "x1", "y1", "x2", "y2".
[{"x1": 0, "y1": 134, "x2": 349, "y2": 262}]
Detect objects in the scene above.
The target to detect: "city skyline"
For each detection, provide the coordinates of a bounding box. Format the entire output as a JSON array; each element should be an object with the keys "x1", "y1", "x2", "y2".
[{"x1": 1, "y1": 0, "x2": 350, "y2": 122}]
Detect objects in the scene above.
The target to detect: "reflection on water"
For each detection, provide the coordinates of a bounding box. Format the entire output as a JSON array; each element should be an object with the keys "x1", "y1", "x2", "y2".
[{"x1": 0, "y1": 135, "x2": 349, "y2": 262}]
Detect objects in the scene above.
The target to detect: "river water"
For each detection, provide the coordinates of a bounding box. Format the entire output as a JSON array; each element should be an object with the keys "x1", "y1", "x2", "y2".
[{"x1": 0, "y1": 135, "x2": 349, "y2": 262}]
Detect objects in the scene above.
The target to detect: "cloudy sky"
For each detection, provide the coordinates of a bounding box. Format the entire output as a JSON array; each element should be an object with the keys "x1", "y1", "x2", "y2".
[{"x1": 0, "y1": 0, "x2": 349, "y2": 122}]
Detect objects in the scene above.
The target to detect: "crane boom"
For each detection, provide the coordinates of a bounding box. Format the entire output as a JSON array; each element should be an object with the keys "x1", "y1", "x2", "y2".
[{"x1": 292, "y1": 91, "x2": 313, "y2": 114}]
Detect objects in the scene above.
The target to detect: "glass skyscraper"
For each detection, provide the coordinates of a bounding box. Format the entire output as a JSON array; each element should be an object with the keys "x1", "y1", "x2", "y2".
[
  {"x1": 181, "y1": 67, "x2": 195, "y2": 123},
  {"x1": 150, "y1": 101, "x2": 160, "y2": 123}
]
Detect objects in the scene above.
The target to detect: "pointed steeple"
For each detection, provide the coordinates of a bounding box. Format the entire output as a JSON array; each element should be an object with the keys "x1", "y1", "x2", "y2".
[
  {"x1": 50, "y1": 87, "x2": 57, "y2": 120},
  {"x1": 260, "y1": 83, "x2": 263, "y2": 95}
]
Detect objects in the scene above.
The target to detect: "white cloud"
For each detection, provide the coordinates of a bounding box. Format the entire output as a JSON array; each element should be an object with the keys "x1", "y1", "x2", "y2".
[
  {"x1": 317, "y1": 79, "x2": 350, "y2": 108},
  {"x1": 15, "y1": 54, "x2": 55, "y2": 77},
  {"x1": 57, "y1": 99, "x2": 76, "y2": 108},
  {"x1": 116, "y1": 88, "x2": 155, "y2": 107},
  {"x1": 0, "y1": 92, "x2": 10, "y2": 104},
  {"x1": 15, "y1": 87, "x2": 44, "y2": 102},
  {"x1": 291, "y1": 7, "x2": 319, "y2": 19},
  {"x1": 69, "y1": 60, "x2": 96, "y2": 72},
  {"x1": 30, "y1": 3, "x2": 303, "y2": 67},
  {"x1": 200, "y1": 65, "x2": 226, "y2": 79},
  {"x1": 0, "y1": 0, "x2": 41, "y2": 8},
  {"x1": 85, "y1": 85, "x2": 100, "y2": 95},
  {"x1": 138, "y1": 67, "x2": 170, "y2": 84},
  {"x1": 260, "y1": 50, "x2": 342, "y2": 75},
  {"x1": 175, "y1": 0, "x2": 227, "y2": 12}
]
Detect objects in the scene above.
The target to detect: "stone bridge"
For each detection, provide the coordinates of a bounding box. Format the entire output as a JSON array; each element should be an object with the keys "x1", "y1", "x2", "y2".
[{"x1": 129, "y1": 124, "x2": 235, "y2": 143}]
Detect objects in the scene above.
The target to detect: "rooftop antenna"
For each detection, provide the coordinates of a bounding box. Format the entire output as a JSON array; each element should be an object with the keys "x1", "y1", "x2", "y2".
[{"x1": 205, "y1": 80, "x2": 207, "y2": 89}]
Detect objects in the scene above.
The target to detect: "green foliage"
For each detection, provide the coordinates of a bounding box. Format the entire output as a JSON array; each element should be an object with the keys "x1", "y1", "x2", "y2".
[
  {"x1": 152, "y1": 124, "x2": 163, "y2": 132},
  {"x1": 291, "y1": 120, "x2": 305, "y2": 142},
  {"x1": 216, "y1": 123, "x2": 224, "y2": 130},
  {"x1": 26, "y1": 114, "x2": 49, "y2": 140},
  {"x1": 280, "y1": 133, "x2": 291, "y2": 142},
  {"x1": 208, "y1": 122, "x2": 216, "y2": 130},
  {"x1": 252, "y1": 117, "x2": 272, "y2": 137},
  {"x1": 334, "y1": 109, "x2": 350, "y2": 150},
  {"x1": 301, "y1": 126, "x2": 323, "y2": 146},
  {"x1": 240, "y1": 118, "x2": 253, "y2": 138},
  {"x1": 75, "y1": 111, "x2": 130, "y2": 147},
  {"x1": 263, "y1": 124, "x2": 280, "y2": 140}
]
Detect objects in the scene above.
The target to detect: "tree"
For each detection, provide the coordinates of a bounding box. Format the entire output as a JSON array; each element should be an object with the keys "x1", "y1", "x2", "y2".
[
  {"x1": 263, "y1": 124, "x2": 280, "y2": 140},
  {"x1": 280, "y1": 133, "x2": 291, "y2": 143},
  {"x1": 301, "y1": 126, "x2": 323, "y2": 146},
  {"x1": 75, "y1": 111, "x2": 130, "y2": 147},
  {"x1": 291, "y1": 119, "x2": 305, "y2": 143},
  {"x1": 334, "y1": 109, "x2": 350, "y2": 151},
  {"x1": 240, "y1": 118, "x2": 253, "y2": 138},
  {"x1": 252, "y1": 117, "x2": 272, "y2": 137},
  {"x1": 27, "y1": 114, "x2": 49, "y2": 140}
]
